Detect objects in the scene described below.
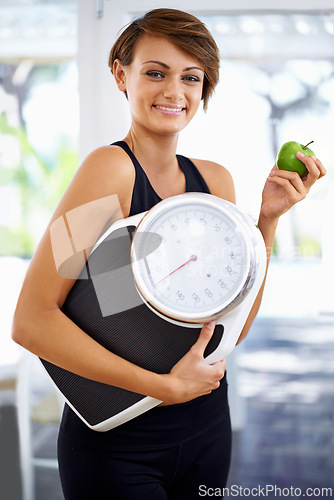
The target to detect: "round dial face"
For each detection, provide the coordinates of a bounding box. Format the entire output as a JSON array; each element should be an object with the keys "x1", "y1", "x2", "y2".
[{"x1": 131, "y1": 193, "x2": 256, "y2": 323}]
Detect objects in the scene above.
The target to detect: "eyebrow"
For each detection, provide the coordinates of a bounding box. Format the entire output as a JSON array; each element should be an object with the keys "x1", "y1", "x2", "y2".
[{"x1": 142, "y1": 60, "x2": 204, "y2": 72}]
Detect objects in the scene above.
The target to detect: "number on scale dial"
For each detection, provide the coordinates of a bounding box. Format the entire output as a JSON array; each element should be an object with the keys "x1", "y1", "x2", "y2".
[{"x1": 131, "y1": 195, "x2": 254, "y2": 323}]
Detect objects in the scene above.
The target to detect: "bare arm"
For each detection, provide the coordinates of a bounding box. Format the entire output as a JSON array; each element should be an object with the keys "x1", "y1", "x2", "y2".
[
  {"x1": 237, "y1": 154, "x2": 326, "y2": 343},
  {"x1": 12, "y1": 147, "x2": 225, "y2": 405},
  {"x1": 193, "y1": 155, "x2": 326, "y2": 344}
]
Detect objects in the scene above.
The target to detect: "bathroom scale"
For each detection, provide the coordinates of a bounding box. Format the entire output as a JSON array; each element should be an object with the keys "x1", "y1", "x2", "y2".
[{"x1": 40, "y1": 192, "x2": 267, "y2": 431}]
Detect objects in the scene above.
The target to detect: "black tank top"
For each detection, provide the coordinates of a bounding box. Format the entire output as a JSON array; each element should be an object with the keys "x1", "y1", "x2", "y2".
[
  {"x1": 60, "y1": 141, "x2": 229, "y2": 444},
  {"x1": 111, "y1": 141, "x2": 211, "y2": 216}
]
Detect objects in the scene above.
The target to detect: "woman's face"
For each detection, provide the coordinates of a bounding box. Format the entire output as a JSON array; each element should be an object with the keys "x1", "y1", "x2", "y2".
[{"x1": 115, "y1": 35, "x2": 205, "y2": 137}]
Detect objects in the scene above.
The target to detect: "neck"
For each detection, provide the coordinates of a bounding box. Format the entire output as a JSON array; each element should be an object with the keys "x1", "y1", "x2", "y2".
[{"x1": 124, "y1": 125, "x2": 180, "y2": 175}]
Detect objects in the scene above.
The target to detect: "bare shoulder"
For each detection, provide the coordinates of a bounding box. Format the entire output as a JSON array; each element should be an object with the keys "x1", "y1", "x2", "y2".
[
  {"x1": 59, "y1": 145, "x2": 135, "y2": 218},
  {"x1": 20, "y1": 144, "x2": 136, "y2": 310},
  {"x1": 190, "y1": 158, "x2": 236, "y2": 204}
]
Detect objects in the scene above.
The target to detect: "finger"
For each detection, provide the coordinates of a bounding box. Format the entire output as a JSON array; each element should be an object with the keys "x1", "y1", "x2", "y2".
[
  {"x1": 267, "y1": 175, "x2": 306, "y2": 201},
  {"x1": 192, "y1": 321, "x2": 216, "y2": 356},
  {"x1": 211, "y1": 359, "x2": 226, "y2": 379},
  {"x1": 303, "y1": 156, "x2": 327, "y2": 187},
  {"x1": 296, "y1": 152, "x2": 321, "y2": 185},
  {"x1": 212, "y1": 359, "x2": 226, "y2": 370},
  {"x1": 313, "y1": 157, "x2": 327, "y2": 178},
  {"x1": 203, "y1": 389, "x2": 213, "y2": 396},
  {"x1": 269, "y1": 169, "x2": 306, "y2": 196}
]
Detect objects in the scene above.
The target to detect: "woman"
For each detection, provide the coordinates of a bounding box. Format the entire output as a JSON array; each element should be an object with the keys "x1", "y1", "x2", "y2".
[{"x1": 12, "y1": 8, "x2": 326, "y2": 499}]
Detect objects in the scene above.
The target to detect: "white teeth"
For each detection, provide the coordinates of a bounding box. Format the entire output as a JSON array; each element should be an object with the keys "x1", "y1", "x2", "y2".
[{"x1": 154, "y1": 106, "x2": 184, "y2": 112}]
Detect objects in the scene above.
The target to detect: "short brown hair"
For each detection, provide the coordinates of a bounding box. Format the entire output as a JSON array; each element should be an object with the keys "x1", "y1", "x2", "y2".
[{"x1": 108, "y1": 8, "x2": 220, "y2": 111}]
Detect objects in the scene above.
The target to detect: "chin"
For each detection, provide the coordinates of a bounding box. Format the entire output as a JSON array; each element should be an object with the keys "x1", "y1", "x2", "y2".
[
  {"x1": 157, "y1": 127, "x2": 185, "y2": 136},
  {"x1": 156, "y1": 119, "x2": 191, "y2": 135}
]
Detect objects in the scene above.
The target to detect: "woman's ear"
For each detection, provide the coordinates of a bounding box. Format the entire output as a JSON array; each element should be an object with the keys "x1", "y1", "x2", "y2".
[{"x1": 113, "y1": 59, "x2": 127, "y2": 92}]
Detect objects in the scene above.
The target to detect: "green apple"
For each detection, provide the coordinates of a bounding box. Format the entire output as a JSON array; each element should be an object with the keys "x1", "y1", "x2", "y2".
[{"x1": 277, "y1": 141, "x2": 315, "y2": 177}]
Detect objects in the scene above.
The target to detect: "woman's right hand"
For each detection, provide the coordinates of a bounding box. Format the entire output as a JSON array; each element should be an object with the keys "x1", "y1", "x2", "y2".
[{"x1": 160, "y1": 321, "x2": 226, "y2": 405}]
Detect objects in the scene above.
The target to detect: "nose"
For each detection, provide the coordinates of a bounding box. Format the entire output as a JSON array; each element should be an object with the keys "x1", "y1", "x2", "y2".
[{"x1": 163, "y1": 77, "x2": 183, "y2": 101}]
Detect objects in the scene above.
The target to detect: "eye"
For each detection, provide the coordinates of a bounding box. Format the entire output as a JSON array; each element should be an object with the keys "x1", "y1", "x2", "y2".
[
  {"x1": 182, "y1": 75, "x2": 201, "y2": 83},
  {"x1": 146, "y1": 71, "x2": 164, "y2": 79}
]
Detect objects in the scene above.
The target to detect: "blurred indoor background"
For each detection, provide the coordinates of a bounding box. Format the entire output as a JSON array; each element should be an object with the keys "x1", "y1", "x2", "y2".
[{"x1": 0, "y1": 0, "x2": 333, "y2": 499}]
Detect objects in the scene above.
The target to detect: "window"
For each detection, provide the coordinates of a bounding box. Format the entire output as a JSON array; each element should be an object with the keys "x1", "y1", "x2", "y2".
[
  {"x1": 0, "y1": 0, "x2": 78, "y2": 257},
  {"x1": 179, "y1": 12, "x2": 334, "y2": 261}
]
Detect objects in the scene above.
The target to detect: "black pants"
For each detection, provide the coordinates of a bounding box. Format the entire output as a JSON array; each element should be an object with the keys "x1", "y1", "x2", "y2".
[{"x1": 57, "y1": 379, "x2": 232, "y2": 499}]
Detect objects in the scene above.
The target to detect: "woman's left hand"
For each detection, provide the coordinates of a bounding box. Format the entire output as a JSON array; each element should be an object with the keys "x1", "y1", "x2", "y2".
[{"x1": 260, "y1": 153, "x2": 326, "y2": 222}]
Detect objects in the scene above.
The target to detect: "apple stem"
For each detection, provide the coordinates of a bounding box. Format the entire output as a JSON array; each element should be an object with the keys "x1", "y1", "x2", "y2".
[{"x1": 304, "y1": 141, "x2": 314, "y2": 149}]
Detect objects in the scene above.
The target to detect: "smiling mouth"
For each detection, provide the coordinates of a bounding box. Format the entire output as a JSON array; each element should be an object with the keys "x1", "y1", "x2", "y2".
[{"x1": 153, "y1": 105, "x2": 186, "y2": 114}]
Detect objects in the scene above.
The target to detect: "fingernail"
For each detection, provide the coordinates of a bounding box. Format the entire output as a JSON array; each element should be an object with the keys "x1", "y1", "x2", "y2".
[
  {"x1": 296, "y1": 152, "x2": 305, "y2": 158},
  {"x1": 207, "y1": 321, "x2": 215, "y2": 329},
  {"x1": 311, "y1": 155, "x2": 317, "y2": 161}
]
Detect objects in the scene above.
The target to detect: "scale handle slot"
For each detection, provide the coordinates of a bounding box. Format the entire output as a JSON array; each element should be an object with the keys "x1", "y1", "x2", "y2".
[{"x1": 91, "y1": 211, "x2": 146, "y2": 254}]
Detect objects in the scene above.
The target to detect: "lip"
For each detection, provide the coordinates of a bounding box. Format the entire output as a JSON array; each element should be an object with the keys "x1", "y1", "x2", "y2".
[{"x1": 153, "y1": 104, "x2": 185, "y2": 115}]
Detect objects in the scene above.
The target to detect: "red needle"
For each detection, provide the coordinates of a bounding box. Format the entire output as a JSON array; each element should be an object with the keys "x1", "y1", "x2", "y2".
[{"x1": 155, "y1": 255, "x2": 197, "y2": 286}]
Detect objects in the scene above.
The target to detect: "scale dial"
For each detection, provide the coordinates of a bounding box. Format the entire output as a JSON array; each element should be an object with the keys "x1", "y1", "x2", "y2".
[{"x1": 131, "y1": 193, "x2": 259, "y2": 324}]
